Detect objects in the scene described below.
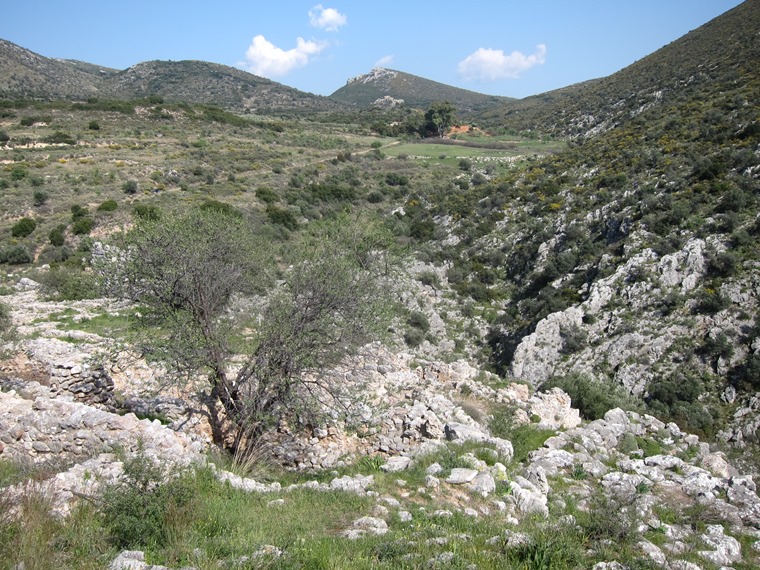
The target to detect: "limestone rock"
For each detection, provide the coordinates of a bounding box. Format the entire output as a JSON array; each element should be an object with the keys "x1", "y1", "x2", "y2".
[
  {"x1": 446, "y1": 468, "x2": 479, "y2": 484},
  {"x1": 468, "y1": 471, "x2": 496, "y2": 496},
  {"x1": 698, "y1": 524, "x2": 741, "y2": 566},
  {"x1": 510, "y1": 307, "x2": 584, "y2": 384},
  {"x1": 529, "y1": 388, "x2": 581, "y2": 429},
  {"x1": 381, "y1": 456, "x2": 411, "y2": 472}
]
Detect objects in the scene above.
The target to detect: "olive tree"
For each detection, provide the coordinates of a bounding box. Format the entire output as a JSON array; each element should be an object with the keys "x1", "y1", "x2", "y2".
[
  {"x1": 424, "y1": 101, "x2": 457, "y2": 138},
  {"x1": 105, "y1": 208, "x2": 396, "y2": 447}
]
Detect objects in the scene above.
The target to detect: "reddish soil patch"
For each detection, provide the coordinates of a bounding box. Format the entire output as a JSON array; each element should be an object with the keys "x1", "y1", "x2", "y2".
[{"x1": 448, "y1": 124, "x2": 488, "y2": 136}]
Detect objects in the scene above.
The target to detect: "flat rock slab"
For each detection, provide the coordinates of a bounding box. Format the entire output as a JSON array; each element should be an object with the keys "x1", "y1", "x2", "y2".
[
  {"x1": 381, "y1": 456, "x2": 411, "y2": 472},
  {"x1": 446, "y1": 468, "x2": 479, "y2": 484}
]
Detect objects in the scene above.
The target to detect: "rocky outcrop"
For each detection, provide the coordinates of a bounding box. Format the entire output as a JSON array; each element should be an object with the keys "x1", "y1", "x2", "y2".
[
  {"x1": 263, "y1": 351, "x2": 534, "y2": 470},
  {"x1": 509, "y1": 236, "x2": 757, "y2": 402},
  {"x1": 0, "y1": 382, "x2": 205, "y2": 517}
]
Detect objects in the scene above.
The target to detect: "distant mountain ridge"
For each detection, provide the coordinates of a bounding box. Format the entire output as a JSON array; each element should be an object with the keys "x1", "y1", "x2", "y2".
[
  {"x1": 2, "y1": 0, "x2": 757, "y2": 122},
  {"x1": 329, "y1": 67, "x2": 513, "y2": 115},
  {"x1": 0, "y1": 39, "x2": 344, "y2": 113},
  {"x1": 476, "y1": 0, "x2": 760, "y2": 137}
]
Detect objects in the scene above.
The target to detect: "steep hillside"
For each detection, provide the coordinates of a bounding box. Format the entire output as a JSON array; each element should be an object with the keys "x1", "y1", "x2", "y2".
[
  {"x1": 330, "y1": 67, "x2": 511, "y2": 115},
  {"x1": 0, "y1": 40, "x2": 343, "y2": 113},
  {"x1": 478, "y1": 0, "x2": 760, "y2": 138},
  {"x1": 397, "y1": 0, "x2": 760, "y2": 442}
]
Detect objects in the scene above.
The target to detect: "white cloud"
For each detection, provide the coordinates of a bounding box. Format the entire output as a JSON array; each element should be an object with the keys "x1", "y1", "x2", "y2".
[
  {"x1": 457, "y1": 44, "x2": 547, "y2": 81},
  {"x1": 309, "y1": 4, "x2": 347, "y2": 32},
  {"x1": 240, "y1": 35, "x2": 327, "y2": 77},
  {"x1": 374, "y1": 55, "x2": 394, "y2": 68}
]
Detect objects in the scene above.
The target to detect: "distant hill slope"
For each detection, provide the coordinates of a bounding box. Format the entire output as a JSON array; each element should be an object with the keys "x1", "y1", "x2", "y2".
[
  {"x1": 0, "y1": 39, "x2": 343, "y2": 113},
  {"x1": 329, "y1": 67, "x2": 512, "y2": 115},
  {"x1": 0, "y1": 39, "x2": 106, "y2": 99},
  {"x1": 478, "y1": 0, "x2": 760, "y2": 137},
  {"x1": 100, "y1": 60, "x2": 344, "y2": 113}
]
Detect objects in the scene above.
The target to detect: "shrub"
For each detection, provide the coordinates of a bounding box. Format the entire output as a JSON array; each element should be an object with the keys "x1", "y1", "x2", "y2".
[
  {"x1": 11, "y1": 217, "x2": 36, "y2": 238},
  {"x1": 38, "y1": 244, "x2": 72, "y2": 265},
  {"x1": 559, "y1": 323, "x2": 587, "y2": 355},
  {"x1": 43, "y1": 131, "x2": 76, "y2": 145},
  {"x1": 693, "y1": 288, "x2": 730, "y2": 314},
  {"x1": 255, "y1": 187, "x2": 278, "y2": 204},
  {"x1": 730, "y1": 353, "x2": 760, "y2": 391},
  {"x1": 49, "y1": 225, "x2": 66, "y2": 247},
  {"x1": 133, "y1": 204, "x2": 161, "y2": 221},
  {"x1": 88, "y1": 120, "x2": 100, "y2": 130},
  {"x1": 122, "y1": 180, "x2": 138, "y2": 194},
  {"x1": 32, "y1": 189, "x2": 48, "y2": 206},
  {"x1": 70, "y1": 204, "x2": 88, "y2": 221},
  {"x1": 417, "y1": 270, "x2": 440, "y2": 288},
  {"x1": 36, "y1": 265, "x2": 100, "y2": 301},
  {"x1": 0, "y1": 129, "x2": 9, "y2": 143},
  {"x1": 99, "y1": 450, "x2": 195, "y2": 549},
  {"x1": 198, "y1": 199, "x2": 242, "y2": 218},
  {"x1": 97, "y1": 199, "x2": 118, "y2": 212},
  {"x1": 266, "y1": 205, "x2": 298, "y2": 230},
  {"x1": 0, "y1": 244, "x2": 32, "y2": 264},
  {"x1": 409, "y1": 219, "x2": 435, "y2": 240},
  {"x1": 471, "y1": 172, "x2": 487, "y2": 186},
  {"x1": 403, "y1": 328, "x2": 425, "y2": 347},
  {"x1": 407, "y1": 310, "x2": 430, "y2": 332},
  {"x1": 310, "y1": 183, "x2": 355, "y2": 202},
  {"x1": 10, "y1": 165, "x2": 27, "y2": 181},
  {"x1": 71, "y1": 217, "x2": 95, "y2": 235},
  {"x1": 706, "y1": 251, "x2": 737, "y2": 278},
  {"x1": 646, "y1": 372, "x2": 701, "y2": 407},
  {"x1": 542, "y1": 373, "x2": 642, "y2": 420},
  {"x1": 385, "y1": 172, "x2": 408, "y2": 186},
  {"x1": 367, "y1": 189, "x2": 385, "y2": 203},
  {"x1": 0, "y1": 302, "x2": 10, "y2": 333}
]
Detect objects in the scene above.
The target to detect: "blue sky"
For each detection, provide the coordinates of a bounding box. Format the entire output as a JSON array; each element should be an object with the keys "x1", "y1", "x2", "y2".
[{"x1": 0, "y1": 1, "x2": 744, "y2": 99}]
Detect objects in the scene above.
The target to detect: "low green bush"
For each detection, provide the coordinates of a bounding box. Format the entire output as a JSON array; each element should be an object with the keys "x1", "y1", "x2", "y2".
[
  {"x1": 255, "y1": 186, "x2": 278, "y2": 204},
  {"x1": 266, "y1": 205, "x2": 298, "y2": 230},
  {"x1": 70, "y1": 204, "x2": 88, "y2": 221},
  {"x1": 32, "y1": 189, "x2": 48, "y2": 206},
  {"x1": 403, "y1": 328, "x2": 425, "y2": 347},
  {"x1": 407, "y1": 310, "x2": 430, "y2": 332},
  {"x1": 43, "y1": 131, "x2": 76, "y2": 145},
  {"x1": 0, "y1": 244, "x2": 32, "y2": 264},
  {"x1": 49, "y1": 225, "x2": 67, "y2": 247},
  {"x1": 133, "y1": 204, "x2": 161, "y2": 221},
  {"x1": 97, "y1": 199, "x2": 118, "y2": 212},
  {"x1": 122, "y1": 180, "x2": 138, "y2": 194},
  {"x1": 11, "y1": 217, "x2": 36, "y2": 238},
  {"x1": 542, "y1": 373, "x2": 642, "y2": 420},
  {"x1": 100, "y1": 450, "x2": 196, "y2": 550},
  {"x1": 36, "y1": 265, "x2": 100, "y2": 301},
  {"x1": 71, "y1": 217, "x2": 95, "y2": 235}
]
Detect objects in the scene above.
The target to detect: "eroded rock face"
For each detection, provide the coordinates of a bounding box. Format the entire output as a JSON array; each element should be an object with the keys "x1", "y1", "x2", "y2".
[
  {"x1": 510, "y1": 306, "x2": 584, "y2": 385},
  {"x1": 481, "y1": 228, "x2": 760, "y2": 475}
]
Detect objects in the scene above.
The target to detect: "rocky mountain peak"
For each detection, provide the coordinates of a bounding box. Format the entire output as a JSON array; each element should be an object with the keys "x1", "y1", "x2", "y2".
[{"x1": 346, "y1": 67, "x2": 398, "y2": 86}]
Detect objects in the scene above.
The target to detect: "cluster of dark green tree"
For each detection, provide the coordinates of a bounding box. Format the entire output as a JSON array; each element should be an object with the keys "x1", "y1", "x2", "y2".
[
  {"x1": 368, "y1": 101, "x2": 457, "y2": 139},
  {"x1": 101, "y1": 208, "x2": 398, "y2": 450}
]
